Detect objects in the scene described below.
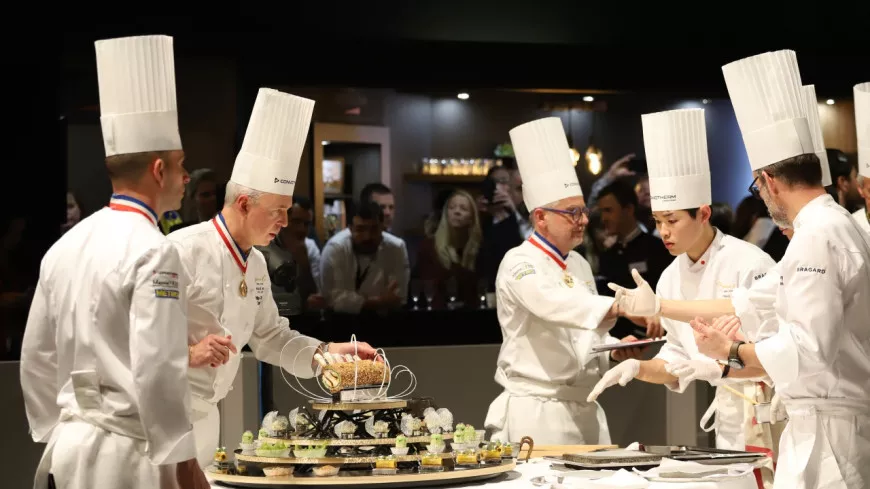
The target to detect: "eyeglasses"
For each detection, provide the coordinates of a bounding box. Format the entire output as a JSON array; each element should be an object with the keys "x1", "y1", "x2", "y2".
[
  {"x1": 748, "y1": 176, "x2": 761, "y2": 200},
  {"x1": 540, "y1": 206, "x2": 591, "y2": 222}
]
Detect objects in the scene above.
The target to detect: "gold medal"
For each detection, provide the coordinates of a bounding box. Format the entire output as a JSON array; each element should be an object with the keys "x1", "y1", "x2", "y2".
[
  {"x1": 239, "y1": 278, "x2": 248, "y2": 297},
  {"x1": 563, "y1": 272, "x2": 574, "y2": 288}
]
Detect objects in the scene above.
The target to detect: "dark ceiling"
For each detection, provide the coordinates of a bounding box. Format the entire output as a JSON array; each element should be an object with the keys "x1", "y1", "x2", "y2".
[{"x1": 54, "y1": 2, "x2": 869, "y2": 100}]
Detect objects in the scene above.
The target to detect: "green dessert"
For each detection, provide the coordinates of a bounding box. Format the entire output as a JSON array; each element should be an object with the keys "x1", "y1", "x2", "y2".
[
  {"x1": 395, "y1": 435, "x2": 407, "y2": 449},
  {"x1": 258, "y1": 428, "x2": 268, "y2": 439},
  {"x1": 430, "y1": 433, "x2": 443, "y2": 445},
  {"x1": 241, "y1": 431, "x2": 254, "y2": 444}
]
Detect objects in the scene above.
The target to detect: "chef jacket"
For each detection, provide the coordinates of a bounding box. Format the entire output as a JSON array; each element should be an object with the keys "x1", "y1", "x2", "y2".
[
  {"x1": 485, "y1": 233, "x2": 619, "y2": 444},
  {"x1": 319, "y1": 228, "x2": 410, "y2": 314},
  {"x1": 854, "y1": 207, "x2": 870, "y2": 234},
  {"x1": 21, "y1": 200, "x2": 196, "y2": 469},
  {"x1": 750, "y1": 194, "x2": 870, "y2": 488},
  {"x1": 654, "y1": 229, "x2": 777, "y2": 450},
  {"x1": 168, "y1": 216, "x2": 322, "y2": 405}
]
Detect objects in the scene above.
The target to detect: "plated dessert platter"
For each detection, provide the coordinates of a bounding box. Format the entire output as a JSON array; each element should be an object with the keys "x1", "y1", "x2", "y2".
[{"x1": 209, "y1": 336, "x2": 532, "y2": 488}]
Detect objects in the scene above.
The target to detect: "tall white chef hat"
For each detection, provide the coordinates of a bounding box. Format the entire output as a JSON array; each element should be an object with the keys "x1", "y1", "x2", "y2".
[
  {"x1": 641, "y1": 108, "x2": 711, "y2": 212},
  {"x1": 230, "y1": 88, "x2": 315, "y2": 196},
  {"x1": 509, "y1": 117, "x2": 582, "y2": 210},
  {"x1": 722, "y1": 50, "x2": 814, "y2": 171},
  {"x1": 95, "y1": 35, "x2": 182, "y2": 157},
  {"x1": 801, "y1": 85, "x2": 833, "y2": 186},
  {"x1": 855, "y1": 82, "x2": 870, "y2": 178}
]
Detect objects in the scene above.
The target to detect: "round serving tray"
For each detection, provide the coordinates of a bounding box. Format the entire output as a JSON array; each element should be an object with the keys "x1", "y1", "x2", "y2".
[
  {"x1": 259, "y1": 433, "x2": 454, "y2": 446},
  {"x1": 236, "y1": 452, "x2": 457, "y2": 465},
  {"x1": 210, "y1": 460, "x2": 516, "y2": 488},
  {"x1": 309, "y1": 400, "x2": 408, "y2": 411}
]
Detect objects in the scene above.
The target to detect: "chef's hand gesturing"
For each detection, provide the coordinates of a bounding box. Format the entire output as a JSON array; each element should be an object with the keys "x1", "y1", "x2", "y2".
[
  {"x1": 689, "y1": 317, "x2": 731, "y2": 361},
  {"x1": 587, "y1": 359, "x2": 640, "y2": 403},
  {"x1": 190, "y1": 334, "x2": 238, "y2": 368},
  {"x1": 712, "y1": 315, "x2": 745, "y2": 341},
  {"x1": 608, "y1": 269, "x2": 660, "y2": 317}
]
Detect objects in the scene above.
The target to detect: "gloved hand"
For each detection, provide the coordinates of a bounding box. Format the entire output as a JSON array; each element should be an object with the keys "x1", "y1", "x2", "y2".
[
  {"x1": 587, "y1": 359, "x2": 641, "y2": 402},
  {"x1": 608, "y1": 269, "x2": 661, "y2": 317},
  {"x1": 665, "y1": 359, "x2": 723, "y2": 390}
]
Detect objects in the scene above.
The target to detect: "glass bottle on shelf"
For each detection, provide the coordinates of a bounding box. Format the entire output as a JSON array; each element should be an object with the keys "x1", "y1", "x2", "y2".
[{"x1": 421, "y1": 157, "x2": 430, "y2": 174}]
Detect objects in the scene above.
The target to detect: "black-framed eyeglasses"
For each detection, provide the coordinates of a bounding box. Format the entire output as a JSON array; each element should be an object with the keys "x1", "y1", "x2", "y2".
[
  {"x1": 748, "y1": 176, "x2": 761, "y2": 200},
  {"x1": 540, "y1": 206, "x2": 591, "y2": 222}
]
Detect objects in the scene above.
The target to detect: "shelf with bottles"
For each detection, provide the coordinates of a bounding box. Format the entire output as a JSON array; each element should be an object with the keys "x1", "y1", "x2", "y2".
[{"x1": 413, "y1": 157, "x2": 504, "y2": 178}]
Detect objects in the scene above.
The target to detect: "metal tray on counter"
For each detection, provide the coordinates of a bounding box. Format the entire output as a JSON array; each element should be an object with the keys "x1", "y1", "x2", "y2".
[{"x1": 544, "y1": 446, "x2": 765, "y2": 470}]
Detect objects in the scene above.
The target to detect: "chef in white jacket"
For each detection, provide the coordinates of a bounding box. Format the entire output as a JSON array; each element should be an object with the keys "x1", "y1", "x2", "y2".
[
  {"x1": 613, "y1": 51, "x2": 870, "y2": 489},
  {"x1": 587, "y1": 108, "x2": 783, "y2": 455},
  {"x1": 484, "y1": 117, "x2": 642, "y2": 445},
  {"x1": 169, "y1": 88, "x2": 377, "y2": 468},
  {"x1": 20, "y1": 35, "x2": 207, "y2": 489},
  {"x1": 854, "y1": 82, "x2": 870, "y2": 233}
]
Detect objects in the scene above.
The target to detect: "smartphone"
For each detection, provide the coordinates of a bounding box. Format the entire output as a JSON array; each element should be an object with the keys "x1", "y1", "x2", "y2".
[{"x1": 482, "y1": 178, "x2": 497, "y2": 203}]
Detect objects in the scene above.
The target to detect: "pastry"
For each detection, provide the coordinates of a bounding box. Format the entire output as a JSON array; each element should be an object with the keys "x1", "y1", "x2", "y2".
[
  {"x1": 312, "y1": 465, "x2": 339, "y2": 477},
  {"x1": 262, "y1": 466, "x2": 293, "y2": 477},
  {"x1": 321, "y1": 360, "x2": 388, "y2": 393}
]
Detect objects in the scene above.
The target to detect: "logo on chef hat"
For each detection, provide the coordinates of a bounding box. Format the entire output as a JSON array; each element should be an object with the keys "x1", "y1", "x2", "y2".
[{"x1": 274, "y1": 177, "x2": 296, "y2": 185}]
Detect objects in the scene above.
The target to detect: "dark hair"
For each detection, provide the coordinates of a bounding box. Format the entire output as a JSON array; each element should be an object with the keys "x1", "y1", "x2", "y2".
[
  {"x1": 598, "y1": 178, "x2": 638, "y2": 210},
  {"x1": 293, "y1": 196, "x2": 312, "y2": 212},
  {"x1": 684, "y1": 208, "x2": 699, "y2": 219},
  {"x1": 355, "y1": 201, "x2": 384, "y2": 223},
  {"x1": 760, "y1": 153, "x2": 823, "y2": 188},
  {"x1": 733, "y1": 196, "x2": 769, "y2": 239},
  {"x1": 360, "y1": 183, "x2": 392, "y2": 206},
  {"x1": 709, "y1": 202, "x2": 734, "y2": 236},
  {"x1": 826, "y1": 148, "x2": 856, "y2": 186},
  {"x1": 105, "y1": 150, "x2": 171, "y2": 182}
]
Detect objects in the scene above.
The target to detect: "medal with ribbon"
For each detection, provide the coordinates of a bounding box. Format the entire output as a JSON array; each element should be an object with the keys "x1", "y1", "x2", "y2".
[
  {"x1": 212, "y1": 213, "x2": 249, "y2": 297},
  {"x1": 528, "y1": 232, "x2": 574, "y2": 287},
  {"x1": 108, "y1": 194, "x2": 159, "y2": 227}
]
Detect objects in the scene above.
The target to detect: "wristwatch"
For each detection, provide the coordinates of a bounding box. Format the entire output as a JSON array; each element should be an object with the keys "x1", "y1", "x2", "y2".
[{"x1": 728, "y1": 341, "x2": 746, "y2": 370}]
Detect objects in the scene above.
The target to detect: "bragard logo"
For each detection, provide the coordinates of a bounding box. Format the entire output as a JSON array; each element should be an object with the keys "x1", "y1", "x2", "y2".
[
  {"x1": 651, "y1": 194, "x2": 677, "y2": 202},
  {"x1": 274, "y1": 177, "x2": 296, "y2": 185}
]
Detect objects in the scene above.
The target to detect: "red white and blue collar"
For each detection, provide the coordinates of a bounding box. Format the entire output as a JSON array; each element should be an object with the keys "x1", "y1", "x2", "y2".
[
  {"x1": 212, "y1": 212, "x2": 249, "y2": 273},
  {"x1": 108, "y1": 194, "x2": 159, "y2": 227},
  {"x1": 528, "y1": 232, "x2": 568, "y2": 270}
]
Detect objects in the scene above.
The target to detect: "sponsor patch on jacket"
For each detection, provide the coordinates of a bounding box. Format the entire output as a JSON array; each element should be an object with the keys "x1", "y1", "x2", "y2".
[
  {"x1": 796, "y1": 266, "x2": 826, "y2": 275},
  {"x1": 510, "y1": 262, "x2": 536, "y2": 281},
  {"x1": 152, "y1": 270, "x2": 180, "y2": 299},
  {"x1": 255, "y1": 275, "x2": 266, "y2": 306}
]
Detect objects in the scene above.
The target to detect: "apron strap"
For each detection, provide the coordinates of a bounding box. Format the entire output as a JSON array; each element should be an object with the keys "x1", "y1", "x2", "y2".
[{"x1": 700, "y1": 398, "x2": 719, "y2": 433}]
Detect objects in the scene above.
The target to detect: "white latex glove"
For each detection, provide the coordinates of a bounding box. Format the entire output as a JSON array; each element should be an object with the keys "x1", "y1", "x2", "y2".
[
  {"x1": 587, "y1": 359, "x2": 640, "y2": 402},
  {"x1": 608, "y1": 269, "x2": 661, "y2": 317},
  {"x1": 665, "y1": 359, "x2": 723, "y2": 387}
]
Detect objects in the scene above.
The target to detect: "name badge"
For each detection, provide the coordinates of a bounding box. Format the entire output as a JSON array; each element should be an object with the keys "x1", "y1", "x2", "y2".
[{"x1": 628, "y1": 261, "x2": 648, "y2": 274}]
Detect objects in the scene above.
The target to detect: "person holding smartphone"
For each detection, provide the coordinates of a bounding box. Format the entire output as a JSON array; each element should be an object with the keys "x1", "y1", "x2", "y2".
[{"x1": 475, "y1": 165, "x2": 528, "y2": 290}]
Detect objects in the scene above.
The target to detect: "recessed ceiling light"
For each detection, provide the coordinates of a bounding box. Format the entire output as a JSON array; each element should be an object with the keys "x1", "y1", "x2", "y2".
[
  {"x1": 826, "y1": 99, "x2": 835, "y2": 105},
  {"x1": 457, "y1": 93, "x2": 470, "y2": 100},
  {"x1": 583, "y1": 96, "x2": 594, "y2": 102}
]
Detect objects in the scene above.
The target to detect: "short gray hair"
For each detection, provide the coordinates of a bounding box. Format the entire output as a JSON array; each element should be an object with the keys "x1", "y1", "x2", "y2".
[{"x1": 224, "y1": 181, "x2": 264, "y2": 206}]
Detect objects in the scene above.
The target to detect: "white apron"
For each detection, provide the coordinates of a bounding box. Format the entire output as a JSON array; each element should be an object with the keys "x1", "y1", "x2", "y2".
[
  {"x1": 485, "y1": 363, "x2": 612, "y2": 445},
  {"x1": 775, "y1": 399, "x2": 870, "y2": 489}
]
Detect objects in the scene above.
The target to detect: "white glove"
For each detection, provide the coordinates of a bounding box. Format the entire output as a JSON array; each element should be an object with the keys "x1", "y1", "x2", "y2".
[
  {"x1": 608, "y1": 269, "x2": 661, "y2": 317},
  {"x1": 587, "y1": 359, "x2": 640, "y2": 402},
  {"x1": 665, "y1": 359, "x2": 723, "y2": 391}
]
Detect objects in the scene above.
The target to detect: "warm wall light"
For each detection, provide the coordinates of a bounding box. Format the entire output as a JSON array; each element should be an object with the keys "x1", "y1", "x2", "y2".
[
  {"x1": 583, "y1": 95, "x2": 594, "y2": 102},
  {"x1": 457, "y1": 93, "x2": 470, "y2": 100},
  {"x1": 569, "y1": 147, "x2": 581, "y2": 165},
  {"x1": 322, "y1": 140, "x2": 330, "y2": 145},
  {"x1": 826, "y1": 99, "x2": 835, "y2": 105},
  {"x1": 586, "y1": 145, "x2": 603, "y2": 175}
]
